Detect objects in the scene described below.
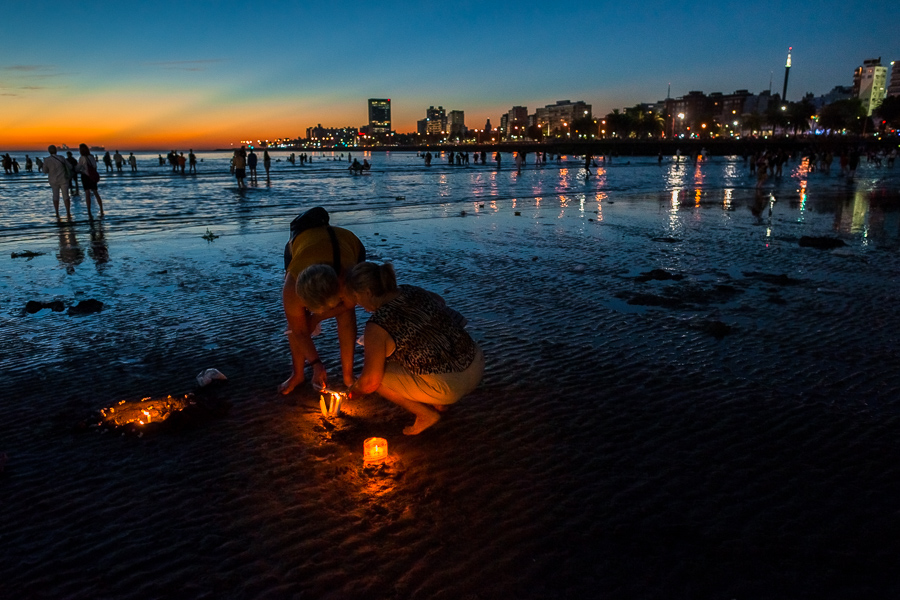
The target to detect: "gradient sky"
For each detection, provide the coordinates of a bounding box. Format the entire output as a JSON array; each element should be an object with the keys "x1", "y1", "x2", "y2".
[{"x1": 2, "y1": 0, "x2": 898, "y2": 150}]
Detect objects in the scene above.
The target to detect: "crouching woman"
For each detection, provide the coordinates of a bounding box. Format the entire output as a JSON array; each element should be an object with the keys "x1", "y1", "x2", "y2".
[{"x1": 347, "y1": 262, "x2": 484, "y2": 435}]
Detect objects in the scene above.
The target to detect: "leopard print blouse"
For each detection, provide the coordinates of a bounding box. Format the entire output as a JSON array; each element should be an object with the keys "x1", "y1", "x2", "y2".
[{"x1": 368, "y1": 285, "x2": 476, "y2": 375}]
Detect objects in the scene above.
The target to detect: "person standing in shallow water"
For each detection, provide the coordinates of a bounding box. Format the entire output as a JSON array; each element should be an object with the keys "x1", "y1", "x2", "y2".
[
  {"x1": 233, "y1": 146, "x2": 247, "y2": 187},
  {"x1": 43, "y1": 145, "x2": 71, "y2": 219},
  {"x1": 103, "y1": 151, "x2": 113, "y2": 172},
  {"x1": 76, "y1": 143, "x2": 104, "y2": 218},
  {"x1": 65, "y1": 151, "x2": 80, "y2": 196},
  {"x1": 247, "y1": 149, "x2": 258, "y2": 183},
  {"x1": 188, "y1": 149, "x2": 197, "y2": 173},
  {"x1": 263, "y1": 150, "x2": 271, "y2": 179},
  {"x1": 345, "y1": 262, "x2": 484, "y2": 436}
]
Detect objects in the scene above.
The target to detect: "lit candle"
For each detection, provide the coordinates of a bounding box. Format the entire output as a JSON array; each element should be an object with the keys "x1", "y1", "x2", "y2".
[{"x1": 363, "y1": 437, "x2": 388, "y2": 463}]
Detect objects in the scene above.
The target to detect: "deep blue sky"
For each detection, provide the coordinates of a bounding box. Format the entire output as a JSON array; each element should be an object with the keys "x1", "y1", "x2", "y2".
[{"x1": 2, "y1": 0, "x2": 898, "y2": 148}]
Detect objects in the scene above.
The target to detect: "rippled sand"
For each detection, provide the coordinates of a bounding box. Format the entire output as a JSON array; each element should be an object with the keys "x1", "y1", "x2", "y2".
[{"x1": 2, "y1": 183, "x2": 900, "y2": 598}]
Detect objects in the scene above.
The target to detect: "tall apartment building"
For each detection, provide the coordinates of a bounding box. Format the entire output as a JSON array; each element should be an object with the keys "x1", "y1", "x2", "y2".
[
  {"x1": 367, "y1": 99, "x2": 392, "y2": 136},
  {"x1": 504, "y1": 106, "x2": 529, "y2": 139},
  {"x1": 423, "y1": 106, "x2": 447, "y2": 136},
  {"x1": 888, "y1": 60, "x2": 900, "y2": 98},
  {"x1": 534, "y1": 100, "x2": 592, "y2": 136},
  {"x1": 448, "y1": 110, "x2": 466, "y2": 139},
  {"x1": 853, "y1": 59, "x2": 888, "y2": 115}
]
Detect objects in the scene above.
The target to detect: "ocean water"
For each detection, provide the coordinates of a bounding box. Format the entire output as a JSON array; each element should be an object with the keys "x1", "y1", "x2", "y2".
[{"x1": 2, "y1": 149, "x2": 899, "y2": 246}]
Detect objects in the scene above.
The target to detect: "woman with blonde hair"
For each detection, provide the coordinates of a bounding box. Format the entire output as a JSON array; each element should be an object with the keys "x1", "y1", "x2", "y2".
[{"x1": 347, "y1": 262, "x2": 484, "y2": 435}]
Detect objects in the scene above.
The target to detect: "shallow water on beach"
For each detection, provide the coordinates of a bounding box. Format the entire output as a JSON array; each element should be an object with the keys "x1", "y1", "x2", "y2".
[
  {"x1": 2, "y1": 151, "x2": 900, "y2": 598},
  {"x1": 2, "y1": 150, "x2": 899, "y2": 244}
]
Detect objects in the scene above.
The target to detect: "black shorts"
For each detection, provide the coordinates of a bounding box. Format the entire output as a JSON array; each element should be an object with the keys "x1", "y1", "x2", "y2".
[
  {"x1": 80, "y1": 174, "x2": 98, "y2": 191},
  {"x1": 235, "y1": 168, "x2": 246, "y2": 179}
]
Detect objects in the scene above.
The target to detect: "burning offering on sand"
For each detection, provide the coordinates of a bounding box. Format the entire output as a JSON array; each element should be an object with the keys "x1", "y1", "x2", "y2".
[
  {"x1": 363, "y1": 437, "x2": 388, "y2": 463},
  {"x1": 87, "y1": 371, "x2": 231, "y2": 435},
  {"x1": 99, "y1": 395, "x2": 195, "y2": 429}
]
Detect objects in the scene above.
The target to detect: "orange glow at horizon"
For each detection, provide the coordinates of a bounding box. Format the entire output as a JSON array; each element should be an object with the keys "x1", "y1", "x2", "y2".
[{"x1": 1, "y1": 85, "x2": 361, "y2": 151}]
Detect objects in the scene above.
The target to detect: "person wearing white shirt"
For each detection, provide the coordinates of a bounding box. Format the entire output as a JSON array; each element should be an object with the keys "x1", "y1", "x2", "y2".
[{"x1": 42, "y1": 145, "x2": 71, "y2": 219}]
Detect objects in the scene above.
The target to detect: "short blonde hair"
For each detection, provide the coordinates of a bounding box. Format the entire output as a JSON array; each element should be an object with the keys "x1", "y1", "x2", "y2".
[
  {"x1": 346, "y1": 262, "x2": 397, "y2": 297},
  {"x1": 296, "y1": 264, "x2": 340, "y2": 312}
]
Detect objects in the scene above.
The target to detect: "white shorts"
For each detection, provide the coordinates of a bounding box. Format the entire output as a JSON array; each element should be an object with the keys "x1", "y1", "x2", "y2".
[{"x1": 380, "y1": 345, "x2": 484, "y2": 405}]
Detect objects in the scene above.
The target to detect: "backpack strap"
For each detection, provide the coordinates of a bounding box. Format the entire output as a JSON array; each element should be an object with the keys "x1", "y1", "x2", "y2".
[{"x1": 326, "y1": 226, "x2": 341, "y2": 273}]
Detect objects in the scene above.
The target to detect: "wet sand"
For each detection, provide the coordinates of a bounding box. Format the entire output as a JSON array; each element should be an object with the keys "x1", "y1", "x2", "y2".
[{"x1": 2, "y1": 189, "x2": 900, "y2": 599}]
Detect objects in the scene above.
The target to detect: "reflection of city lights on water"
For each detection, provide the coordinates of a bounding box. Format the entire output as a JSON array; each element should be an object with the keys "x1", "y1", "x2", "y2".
[
  {"x1": 798, "y1": 180, "x2": 808, "y2": 221},
  {"x1": 723, "y1": 188, "x2": 733, "y2": 210}
]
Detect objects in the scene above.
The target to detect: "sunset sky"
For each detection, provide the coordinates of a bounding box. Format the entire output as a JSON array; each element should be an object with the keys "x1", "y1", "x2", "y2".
[{"x1": 2, "y1": 0, "x2": 898, "y2": 150}]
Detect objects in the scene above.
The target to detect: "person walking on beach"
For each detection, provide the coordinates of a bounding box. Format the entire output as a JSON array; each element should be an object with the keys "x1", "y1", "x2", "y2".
[
  {"x1": 43, "y1": 145, "x2": 72, "y2": 219},
  {"x1": 65, "y1": 151, "x2": 80, "y2": 196},
  {"x1": 76, "y1": 143, "x2": 104, "y2": 218},
  {"x1": 280, "y1": 207, "x2": 366, "y2": 394},
  {"x1": 233, "y1": 146, "x2": 247, "y2": 187},
  {"x1": 346, "y1": 262, "x2": 484, "y2": 435}
]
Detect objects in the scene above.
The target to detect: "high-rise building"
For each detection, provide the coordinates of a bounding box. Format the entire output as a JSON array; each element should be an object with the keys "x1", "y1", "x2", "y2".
[
  {"x1": 448, "y1": 110, "x2": 465, "y2": 139},
  {"x1": 368, "y1": 99, "x2": 392, "y2": 136},
  {"x1": 534, "y1": 100, "x2": 591, "y2": 137},
  {"x1": 853, "y1": 59, "x2": 888, "y2": 115},
  {"x1": 424, "y1": 106, "x2": 447, "y2": 136},
  {"x1": 504, "y1": 106, "x2": 529, "y2": 140},
  {"x1": 888, "y1": 60, "x2": 900, "y2": 98}
]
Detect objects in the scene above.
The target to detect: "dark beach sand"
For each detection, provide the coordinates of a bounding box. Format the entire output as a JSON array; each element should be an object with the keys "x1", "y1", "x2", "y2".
[{"x1": 2, "y1": 191, "x2": 900, "y2": 599}]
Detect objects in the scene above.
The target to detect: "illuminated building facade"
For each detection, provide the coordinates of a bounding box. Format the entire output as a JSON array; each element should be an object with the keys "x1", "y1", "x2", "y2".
[
  {"x1": 853, "y1": 58, "x2": 888, "y2": 115},
  {"x1": 534, "y1": 100, "x2": 591, "y2": 137},
  {"x1": 503, "y1": 105, "x2": 529, "y2": 140},
  {"x1": 306, "y1": 124, "x2": 359, "y2": 147},
  {"x1": 367, "y1": 98, "x2": 392, "y2": 136},
  {"x1": 423, "y1": 106, "x2": 447, "y2": 136}
]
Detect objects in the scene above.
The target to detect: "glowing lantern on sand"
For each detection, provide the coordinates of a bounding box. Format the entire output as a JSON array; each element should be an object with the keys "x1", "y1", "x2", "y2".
[{"x1": 363, "y1": 437, "x2": 388, "y2": 463}]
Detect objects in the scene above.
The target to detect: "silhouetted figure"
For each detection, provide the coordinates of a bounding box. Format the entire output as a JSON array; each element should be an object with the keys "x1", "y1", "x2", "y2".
[
  {"x1": 66, "y1": 151, "x2": 80, "y2": 195},
  {"x1": 114, "y1": 150, "x2": 124, "y2": 172},
  {"x1": 76, "y1": 143, "x2": 104, "y2": 217},
  {"x1": 233, "y1": 146, "x2": 247, "y2": 187},
  {"x1": 129, "y1": 152, "x2": 137, "y2": 172},
  {"x1": 263, "y1": 150, "x2": 271, "y2": 178},
  {"x1": 103, "y1": 151, "x2": 113, "y2": 172},
  {"x1": 248, "y1": 149, "x2": 258, "y2": 182},
  {"x1": 189, "y1": 150, "x2": 197, "y2": 173}
]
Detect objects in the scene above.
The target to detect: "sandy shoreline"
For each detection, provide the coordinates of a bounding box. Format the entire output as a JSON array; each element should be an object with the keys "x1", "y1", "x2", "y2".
[{"x1": 2, "y1": 191, "x2": 900, "y2": 598}]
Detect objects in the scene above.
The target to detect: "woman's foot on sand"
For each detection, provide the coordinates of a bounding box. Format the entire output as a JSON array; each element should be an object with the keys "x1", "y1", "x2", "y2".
[
  {"x1": 403, "y1": 412, "x2": 440, "y2": 435},
  {"x1": 278, "y1": 373, "x2": 305, "y2": 395}
]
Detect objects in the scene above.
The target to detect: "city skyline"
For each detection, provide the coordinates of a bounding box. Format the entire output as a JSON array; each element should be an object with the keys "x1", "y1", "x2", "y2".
[{"x1": 2, "y1": 1, "x2": 899, "y2": 150}]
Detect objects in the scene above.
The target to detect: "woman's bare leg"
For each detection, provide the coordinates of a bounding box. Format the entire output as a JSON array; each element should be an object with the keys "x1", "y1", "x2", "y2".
[{"x1": 376, "y1": 384, "x2": 440, "y2": 435}]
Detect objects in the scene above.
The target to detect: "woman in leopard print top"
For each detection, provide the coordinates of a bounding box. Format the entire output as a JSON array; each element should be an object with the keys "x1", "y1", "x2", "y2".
[{"x1": 346, "y1": 262, "x2": 484, "y2": 435}]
